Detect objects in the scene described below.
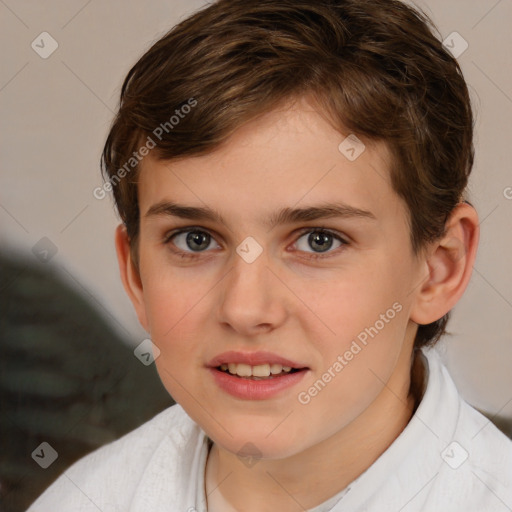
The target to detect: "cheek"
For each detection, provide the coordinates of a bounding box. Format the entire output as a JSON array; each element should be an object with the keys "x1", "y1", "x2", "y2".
[
  {"x1": 146, "y1": 282, "x2": 210, "y2": 405},
  {"x1": 294, "y1": 300, "x2": 409, "y2": 438},
  {"x1": 139, "y1": 244, "x2": 213, "y2": 335},
  {"x1": 140, "y1": 267, "x2": 213, "y2": 375},
  {"x1": 294, "y1": 260, "x2": 408, "y2": 347},
  {"x1": 294, "y1": 262, "x2": 412, "y2": 401}
]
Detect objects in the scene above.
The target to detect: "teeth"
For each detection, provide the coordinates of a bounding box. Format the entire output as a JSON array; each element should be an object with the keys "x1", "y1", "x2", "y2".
[
  {"x1": 221, "y1": 363, "x2": 294, "y2": 377},
  {"x1": 252, "y1": 364, "x2": 272, "y2": 377},
  {"x1": 270, "y1": 364, "x2": 283, "y2": 375},
  {"x1": 235, "y1": 363, "x2": 252, "y2": 377}
]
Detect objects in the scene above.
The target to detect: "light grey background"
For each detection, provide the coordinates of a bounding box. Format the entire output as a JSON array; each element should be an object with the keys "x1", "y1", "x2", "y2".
[{"x1": 1, "y1": 0, "x2": 511, "y2": 419}]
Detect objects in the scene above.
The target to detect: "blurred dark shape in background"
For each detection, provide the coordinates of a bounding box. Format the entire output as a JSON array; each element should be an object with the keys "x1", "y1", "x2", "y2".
[{"x1": 0, "y1": 250, "x2": 174, "y2": 512}]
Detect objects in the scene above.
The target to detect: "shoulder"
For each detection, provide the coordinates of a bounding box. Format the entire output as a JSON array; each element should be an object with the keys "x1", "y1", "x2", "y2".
[
  {"x1": 26, "y1": 404, "x2": 201, "y2": 511},
  {"x1": 426, "y1": 404, "x2": 512, "y2": 511},
  {"x1": 421, "y1": 348, "x2": 512, "y2": 511}
]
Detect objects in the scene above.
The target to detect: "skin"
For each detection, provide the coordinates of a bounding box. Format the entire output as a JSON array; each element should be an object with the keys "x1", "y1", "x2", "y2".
[{"x1": 115, "y1": 95, "x2": 479, "y2": 511}]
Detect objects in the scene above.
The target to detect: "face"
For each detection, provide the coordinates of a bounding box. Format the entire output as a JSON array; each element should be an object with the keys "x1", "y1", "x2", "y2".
[{"x1": 126, "y1": 95, "x2": 426, "y2": 459}]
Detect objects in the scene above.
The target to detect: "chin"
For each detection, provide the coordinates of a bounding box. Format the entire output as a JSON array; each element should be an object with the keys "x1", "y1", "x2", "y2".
[{"x1": 208, "y1": 422, "x2": 309, "y2": 460}]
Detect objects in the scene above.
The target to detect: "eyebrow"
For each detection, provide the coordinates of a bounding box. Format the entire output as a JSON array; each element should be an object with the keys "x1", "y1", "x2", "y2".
[{"x1": 145, "y1": 200, "x2": 376, "y2": 229}]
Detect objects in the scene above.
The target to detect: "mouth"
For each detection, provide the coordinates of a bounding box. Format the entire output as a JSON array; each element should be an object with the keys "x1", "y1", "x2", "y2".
[
  {"x1": 207, "y1": 351, "x2": 309, "y2": 379},
  {"x1": 214, "y1": 363, "x2": 306, "y2": 380},
  {"x1": 207, "y1": 351, "x2": 309, "y2": 399}
]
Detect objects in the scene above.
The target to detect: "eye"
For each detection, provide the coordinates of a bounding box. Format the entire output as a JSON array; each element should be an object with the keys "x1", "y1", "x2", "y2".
[
  {"x1": 294, "y1": 228, "x2": 347, "y2": 258},
  {"x1": 165, "y1": 228, "x2": 221, "y2": 257},
  {"x1": 164, "y1": 226, "x2": 348, "y2": 260}
]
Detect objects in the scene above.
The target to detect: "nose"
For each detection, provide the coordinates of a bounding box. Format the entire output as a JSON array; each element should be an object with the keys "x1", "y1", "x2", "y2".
[{"x1": 217, "y1": 247, "x2": 288, "y2": 336}]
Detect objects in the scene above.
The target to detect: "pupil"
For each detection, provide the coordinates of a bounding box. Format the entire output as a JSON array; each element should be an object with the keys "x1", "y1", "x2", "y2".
[
  {"x1": 187, "y1": 231, "x2": 210, "y2": 251},
  {"x1": 309, "y1": 232, "x2": 332, "y2": 252}
]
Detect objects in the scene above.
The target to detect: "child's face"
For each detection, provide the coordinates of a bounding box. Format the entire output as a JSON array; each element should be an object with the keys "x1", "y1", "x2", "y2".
[{"x1": 129, "y1": 95, "x2": 427, "y2": 459}]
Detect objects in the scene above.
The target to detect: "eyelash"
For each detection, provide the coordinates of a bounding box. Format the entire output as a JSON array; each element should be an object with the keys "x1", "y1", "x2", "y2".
[{"x1": 163, "y1": 226, "x2": 349, "y2": 260}]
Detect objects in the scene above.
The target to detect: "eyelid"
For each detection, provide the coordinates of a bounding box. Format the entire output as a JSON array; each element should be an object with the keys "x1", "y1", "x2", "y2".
[
  {"x1": 293, "y1": 226, "x2": 349, "y2": 244},
  {"x1": 163, "y1": 226, "x2": 218, "y2": 244}
]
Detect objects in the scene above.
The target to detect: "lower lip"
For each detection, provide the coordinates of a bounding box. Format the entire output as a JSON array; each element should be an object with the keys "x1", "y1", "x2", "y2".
[{"x1": 208, "y1": 367, "x2": 309, "y2": 400}]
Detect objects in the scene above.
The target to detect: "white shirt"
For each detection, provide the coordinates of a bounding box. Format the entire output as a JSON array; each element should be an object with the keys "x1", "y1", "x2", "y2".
[{"x1": 26, "y1": 346, "x2": 512, "y2": 511}]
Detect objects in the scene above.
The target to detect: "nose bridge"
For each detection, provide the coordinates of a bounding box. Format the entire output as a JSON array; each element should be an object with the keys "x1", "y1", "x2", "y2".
[
  {"x1": 217, "y1": 240, "x2": 286, "y2": 332},
  {"x1": 226, "y1": 243, "x2": 271, "y2": 304}
]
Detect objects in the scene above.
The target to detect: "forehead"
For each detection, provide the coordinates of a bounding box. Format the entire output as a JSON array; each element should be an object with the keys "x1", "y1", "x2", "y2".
[{"x1": 137, "y1": 96, "x2": 403, "y2": 228}]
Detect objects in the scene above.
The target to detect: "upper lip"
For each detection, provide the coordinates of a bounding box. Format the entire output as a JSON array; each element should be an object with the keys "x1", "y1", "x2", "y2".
[{"x1": 207, "y1": 351, "x2": 308, "y2": 369}]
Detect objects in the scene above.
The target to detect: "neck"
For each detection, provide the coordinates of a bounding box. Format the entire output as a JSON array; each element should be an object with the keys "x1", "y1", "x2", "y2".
[{"x1": 205, "y1": 349, "x2": 424, "y2": 512}]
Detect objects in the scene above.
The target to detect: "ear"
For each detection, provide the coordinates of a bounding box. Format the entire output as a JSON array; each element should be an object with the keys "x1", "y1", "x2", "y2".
[
  {"x1": 115, "y1": 224, "x2": 149, "y2": 331},
  {"x1": 410, "y1": 202, "x2": 480, "y2": 325}
]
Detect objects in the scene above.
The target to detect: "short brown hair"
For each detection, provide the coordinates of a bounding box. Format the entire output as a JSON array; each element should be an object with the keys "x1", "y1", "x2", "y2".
[{"x1": 101, "y1": 0, "x2": 474, "y2": 349}]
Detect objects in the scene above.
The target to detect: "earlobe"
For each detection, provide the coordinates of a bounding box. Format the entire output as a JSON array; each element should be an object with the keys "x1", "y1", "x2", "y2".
[
  {"x1": 114, "y1": 224, "x2": 149, "y2": 331},
  {"x1": 410, "y1": 203, "x2": 480, "y2": 325}
]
